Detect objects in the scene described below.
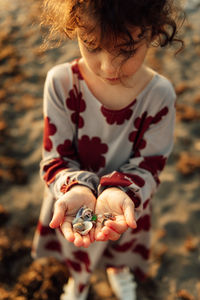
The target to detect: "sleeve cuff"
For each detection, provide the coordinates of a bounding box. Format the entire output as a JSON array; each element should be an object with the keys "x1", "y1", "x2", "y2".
[
  {"x1": 53, "y1": 170, "x2": 100, "y2": 198},
  {"x1": 60, "y1": 180, "x2": 79, "y2": 193}
]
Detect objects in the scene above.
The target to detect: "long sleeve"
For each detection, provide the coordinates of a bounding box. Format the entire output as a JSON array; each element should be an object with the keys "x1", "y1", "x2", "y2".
[
  {"x1": 98, "y1": 82, "x2": 176, "y2": 216},
  {"x1": 40, "y1": 65, "x2": 99, "y2": 199}
]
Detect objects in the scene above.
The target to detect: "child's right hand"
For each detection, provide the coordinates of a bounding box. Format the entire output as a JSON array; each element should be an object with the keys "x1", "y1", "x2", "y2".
[
  {"x1": 49, "y1": 185, "x2": 96, "y2": 248},
  {"x1": 94, "y1": 187, "x2": 137, "y2": 241}
]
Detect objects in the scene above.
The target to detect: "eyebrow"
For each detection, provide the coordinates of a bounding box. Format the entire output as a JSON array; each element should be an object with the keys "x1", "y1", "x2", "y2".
[
  {"x1": 80, "y1": 32, "x2": 145, "y2": 55},
  {"x1": 81, "y1": 38, "x2": 102, "y2": 52},
  {"x1": 116, "y1": 37, "x2": 145, "y2": 48}
]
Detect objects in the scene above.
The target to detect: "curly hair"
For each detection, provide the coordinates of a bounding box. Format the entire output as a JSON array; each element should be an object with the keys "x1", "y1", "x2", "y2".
[{"x1": 41, "y1": 0, "x2": 184, "y2": 53}]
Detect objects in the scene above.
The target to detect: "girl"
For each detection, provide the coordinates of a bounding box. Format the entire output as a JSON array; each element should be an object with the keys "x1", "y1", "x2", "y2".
[{"x1": 32, "y1": 1, "x2": 183, "y2": 299}]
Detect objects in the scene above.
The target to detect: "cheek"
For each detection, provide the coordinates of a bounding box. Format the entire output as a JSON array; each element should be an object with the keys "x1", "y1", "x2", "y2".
[
  {"x1": 87, "y1": 55, "x2": 98, "y2": 66},
  {"x1": 122, "y1": 59, "x2": 140, "y2": 75},
  {"x1": 82, "y1": 51, "x2": 99, "y2": 69},
  {"x1": 122, "y1": 50, "x2": 147, "y2": 75}
]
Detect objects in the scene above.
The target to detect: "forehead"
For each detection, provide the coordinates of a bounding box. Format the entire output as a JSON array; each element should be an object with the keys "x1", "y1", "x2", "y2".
[{"x1": 77, "y1": 25, "x2": 144, "y2": 49}]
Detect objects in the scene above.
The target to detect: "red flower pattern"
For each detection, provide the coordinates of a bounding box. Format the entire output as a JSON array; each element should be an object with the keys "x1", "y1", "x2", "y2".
[
  {"x1": 56, "y1": 139, "x2": 77, "y2": 159},
  {"x1": 78, "y1": 135, "x2": 108, "y2": 172},
  {"x1": 132, "y1": 244, "x2": 150, "y2": 260},
  {"x1": 73, "y1": 250, "x2": 91, "y2": 273},
  {"x1": 101, "y1": 100, "x2": 135, "y2": 125},
  {"x1": 126, "y1": 189, "x2": 141, "y2": 208},
  {"x1": 37, "y1": 221, "x2": 55, "y2": 236},
  {"x1": 43, "y1": 116, "x2": 57, "y2": 151},
  {"x1": 79, "y1": 284, "x2": 87, "y2": 293},
  {"x1": 72, "y1": 62, "x2": 84, "y2": 80},
  {"x1": 100, "y1": 171, "x2": 145, "y2": 188},
  {"x1": 112, "y1": 239, "x2": 136, "y2": 252},
  {"x1": 66, "y1": 259, "x2": 82, "y2": 272},
  {"x1": 66, "y1": 85, "x2": 86, "y2": 128},
  {"x1": 139, "y1": 156, "x2": 166, "y2": 185},
  {"x1": 103, "y1": 248, "x2": 114, "y2": 258},
  {"x1": 133, "y1": 267, "x2": 147, "y2": 281},
  {"x1": 45, "y1": 240, "x2": 62, "y2": 253},
  {"x1": 129, "y1": 107, "x2": 169, "y2": 157},
  {"x1": 132, "y1": 214, "x2": 151, "y2": 234},
  {"x1": 43, "y1": 158, "x2": 69, "y2": 185},
  {"x1": 143, "y1": 198, "x2": 150, "y2": 210}
]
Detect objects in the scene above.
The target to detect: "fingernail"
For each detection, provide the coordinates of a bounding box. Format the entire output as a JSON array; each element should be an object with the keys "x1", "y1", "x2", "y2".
[{"x1": 49, "y1": 221, "x2": 54, "y2": 228}]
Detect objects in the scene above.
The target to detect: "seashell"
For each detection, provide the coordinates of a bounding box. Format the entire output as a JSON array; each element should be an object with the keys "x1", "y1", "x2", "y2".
[
  {"x1": 73, "y1": 206, "x2": 86, "y2": 220},
  {"x1": 81, "y1": 207, "x2": 93, "y2": 221},
  {"x1": 73, "y1": 221, "x2": 93, "y2": 235},
  {"x1": 72, "y1": 216, "x2": 83, "y2": 226},
  {"x1": 98, "y1": 212, "x2": 116, "y2": 226},
  {"x1": 72, "y1": 207, "x2": 85, "y2": 225},
  {"x1": 72, "y1": 222, "x2": 85, "y2": 232},
  {"x1": 72, "y1": 206, "x2": 94, "y2": 225},
  {"x1": 103, "y1": 212, "x2": 115, "y2": 220},
  {"x1": 71, "y1": 206, "x2": 115, "y2": 234}
]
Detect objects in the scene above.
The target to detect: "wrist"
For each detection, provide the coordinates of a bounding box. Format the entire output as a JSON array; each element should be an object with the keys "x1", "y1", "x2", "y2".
[
  {"x1": 101, "y1": 186, "x2": 125, "y2": 195},
  {"x1": 101, "y1": 186, "x2": 123, "y2": 194},
  {"x1": 70, "y1": 184, "x2": 93, "y2": 193},
  {"x1": 70, "y1": 185, "x2": 97, "y2": 201},
  {"x1": 60, "y1": 181, "x2": 94, "y2": 195}
]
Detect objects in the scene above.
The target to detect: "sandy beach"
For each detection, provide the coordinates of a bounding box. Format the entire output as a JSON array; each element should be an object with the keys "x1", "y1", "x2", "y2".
[{"x1": 0, "y1": 0, "x2": 200, "y2": 299}]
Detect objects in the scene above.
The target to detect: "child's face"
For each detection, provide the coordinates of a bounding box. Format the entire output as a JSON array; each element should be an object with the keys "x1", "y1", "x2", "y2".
[{"x1": 77, "y1": 27, "x2": 150, "y2": 85}]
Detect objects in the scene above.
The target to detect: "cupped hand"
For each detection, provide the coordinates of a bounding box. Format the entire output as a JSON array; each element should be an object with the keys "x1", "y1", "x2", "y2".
[
  {"x1": 49, "y1": 185, "x2": 96, "y2": 248},
  {"x1": 94, "y1": 187, "x2": 137, "y2": 241}
]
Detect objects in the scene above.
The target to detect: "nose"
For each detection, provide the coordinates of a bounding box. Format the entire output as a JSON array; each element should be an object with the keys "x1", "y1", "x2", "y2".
[{"x1": 100, "y1": 51, "x2": 119, "y2": 77}]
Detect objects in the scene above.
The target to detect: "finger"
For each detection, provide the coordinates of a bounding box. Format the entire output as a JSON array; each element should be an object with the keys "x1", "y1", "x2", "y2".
[
  {"x1": 95, "y1": 220, "x2": 105, "y2": 241},
  {"x1": 89, "y1": 227, "x2": 95, "y2": 243},
  {"x1": 82, "y1": 235, "x2": 91, "y2": 248},
  {"x1": 123, "y1": 199, "x2": 137, "y2": 229},
  {"x1": 61, "y1": 221, "x2": 75, "y2": 243},
  {"x1": 74, "y1": 232, "x2": 84, "y2": 247},
  {"x1": 96, "y1": 231, "x2": 109, "y2": 241},
  {"x1": 103, "y1": 218, "x2": 128, "y2": 234},
  {"x1": 101, "y1": 224, "x2": 122, "y2": 240},
  {"x1": 95, "y1": 224, "x2": 109, "y2": 241},
  {"x1": 104, "y1": 228, "x2": 121, "y2": 241},
  {"x1": 101, "y1": 226, "x2": 112, "y2": 235},
  {"x1": 49, "y1": 201, "x2": 66, "y2": 228}
]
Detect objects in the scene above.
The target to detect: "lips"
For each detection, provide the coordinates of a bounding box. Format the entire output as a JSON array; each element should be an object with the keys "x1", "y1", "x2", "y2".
[{"x1": 106, "y1": 77, "x2": 120, "y2": 81}]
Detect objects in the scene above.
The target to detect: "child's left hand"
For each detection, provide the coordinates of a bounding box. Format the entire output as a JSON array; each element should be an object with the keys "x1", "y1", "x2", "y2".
[
  {"x1": 49, "y1": 185, "x2": 96, "y2": 248},
  {"x1": 94, "y1": 187, "x2": 137, "y2": 241}
]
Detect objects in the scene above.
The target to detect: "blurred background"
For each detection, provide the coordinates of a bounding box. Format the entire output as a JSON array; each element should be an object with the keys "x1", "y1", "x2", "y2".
[{"x1": 0, "y1": 0, "x2": 200, "y2": 299}]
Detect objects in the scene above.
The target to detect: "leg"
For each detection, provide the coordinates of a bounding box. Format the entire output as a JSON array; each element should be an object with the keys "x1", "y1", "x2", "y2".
[
  {"x1": 32, "y1": 187, "x2": 108, "y2": 298},
  {"x1": 56, "y1": 228, "x2": 108, "y2": 295}
]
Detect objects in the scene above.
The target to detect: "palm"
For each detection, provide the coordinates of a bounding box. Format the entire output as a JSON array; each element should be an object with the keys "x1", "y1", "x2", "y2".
[
  {"x1": 50, "y1": 186, "x2": 96, "y2": 248},
  {"x1": 95, "y1": 188, "x2": 136, "y2": 241}
]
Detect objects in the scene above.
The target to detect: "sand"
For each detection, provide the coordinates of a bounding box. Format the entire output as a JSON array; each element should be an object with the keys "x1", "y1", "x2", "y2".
[{"x1": 0, "y1": 0, "x2": 200, "y2": 299}]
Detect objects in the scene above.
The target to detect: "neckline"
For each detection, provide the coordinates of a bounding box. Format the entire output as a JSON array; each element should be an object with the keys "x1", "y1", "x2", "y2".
[{"x1": 71, "y1": 59, "x2": 158, "y2": 113}]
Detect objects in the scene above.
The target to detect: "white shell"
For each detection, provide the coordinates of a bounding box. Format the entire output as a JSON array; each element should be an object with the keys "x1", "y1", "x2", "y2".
[{"x1": 73, "y1": 221, "x2": 93, "y2": 235}]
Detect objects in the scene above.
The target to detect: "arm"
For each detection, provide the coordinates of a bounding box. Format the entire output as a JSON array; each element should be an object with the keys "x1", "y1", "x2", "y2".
[
  {"x1": 96, "y1": 86, "x2": 176, "y2": 240},
  {"x1": 41, "y1": 66, "x2": 99, "y2": 198},
  {"x1": 41, "y1": 65, "x2": 99, "y2": 247}
]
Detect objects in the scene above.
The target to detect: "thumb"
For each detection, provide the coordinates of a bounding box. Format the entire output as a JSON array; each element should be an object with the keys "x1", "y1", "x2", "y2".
[
  {"x1": 123, "y1": 198, "x2": 137, "y2": 229},
  {"x1": 49, "y1": 200, "x2": 66, "y2": 228}
]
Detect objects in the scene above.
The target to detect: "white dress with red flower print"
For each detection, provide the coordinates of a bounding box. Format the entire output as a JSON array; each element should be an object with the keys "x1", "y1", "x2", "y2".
[{"x1": 32, "y1": 59, "x2": 176, "y2": 289}]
